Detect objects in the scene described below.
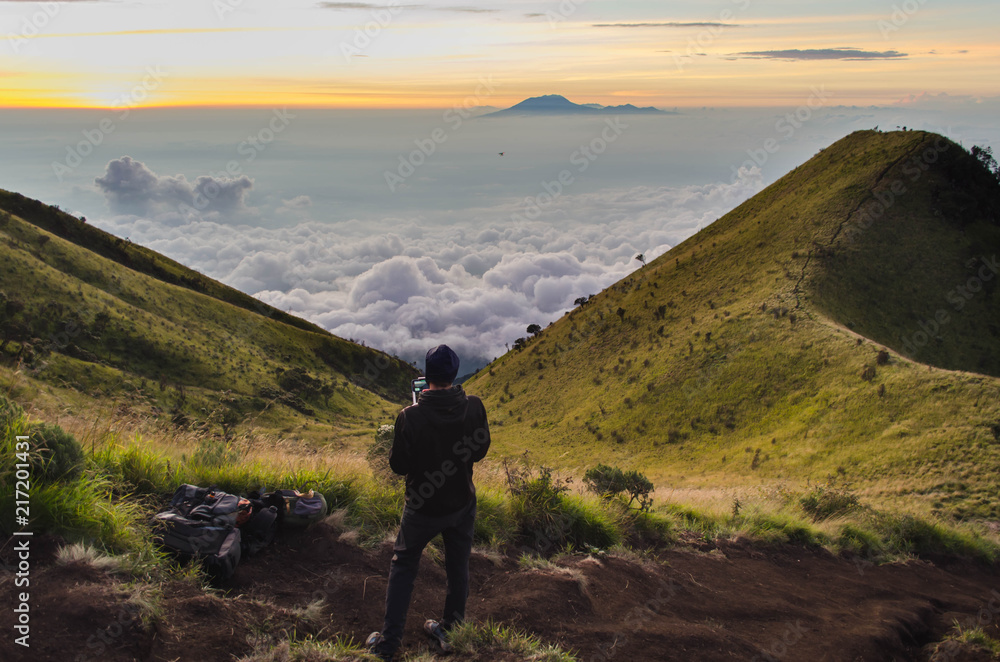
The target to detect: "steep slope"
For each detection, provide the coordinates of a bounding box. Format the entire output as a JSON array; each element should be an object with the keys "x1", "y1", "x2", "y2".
[
  {"x1": 0, "y1": 191, "x2": 416, "y2": 438},
  {"x1": 466, "y1": 131, "x2": 1000, "y2": 518},
  {"x1": 804, "y1": 135, "x2": 1000, "y2": 374}
]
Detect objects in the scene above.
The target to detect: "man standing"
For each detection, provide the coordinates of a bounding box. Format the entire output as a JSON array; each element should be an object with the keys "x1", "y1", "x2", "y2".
[{"x1": 367, "y1": 345, "x2": 491, "y2": 661}]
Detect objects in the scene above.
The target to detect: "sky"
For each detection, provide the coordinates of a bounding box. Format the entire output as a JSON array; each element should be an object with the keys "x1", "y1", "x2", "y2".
[
  {"x1": 1, "y1": 0, "x2": 998, "y2": 108},
  {"x1": 1, "y1": 1, "x2": 999, "y2": 373}
]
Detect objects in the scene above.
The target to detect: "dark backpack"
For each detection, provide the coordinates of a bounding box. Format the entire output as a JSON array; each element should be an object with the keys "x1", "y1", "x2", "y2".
[
  {"x1": 240, "y1": 504, "x2": 278, "y2": 555},
  {"x1": 154, "y1": 484, "x2": 244, "y2": 581}
]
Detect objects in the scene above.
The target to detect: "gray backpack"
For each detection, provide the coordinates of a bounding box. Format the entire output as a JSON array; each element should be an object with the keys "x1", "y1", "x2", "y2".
[{"x1": 154, "y1": 484, "x2": 244, "y2": 581}]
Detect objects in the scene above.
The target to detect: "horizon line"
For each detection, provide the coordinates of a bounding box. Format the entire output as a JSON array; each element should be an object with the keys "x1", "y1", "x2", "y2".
[{"x1": 0, "y1": 101, "x2": 910, "y2": 112}]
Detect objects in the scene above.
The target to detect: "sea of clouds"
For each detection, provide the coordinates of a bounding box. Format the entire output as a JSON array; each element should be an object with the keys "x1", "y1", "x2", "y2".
[{"x1": 91, "y1": 155, "x2": 764, "y2": 370}]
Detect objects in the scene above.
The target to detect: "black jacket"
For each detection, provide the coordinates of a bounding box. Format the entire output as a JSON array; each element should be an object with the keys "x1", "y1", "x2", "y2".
[{"x1": 389, "y1": 386, "x2": 490, "y2": 516}]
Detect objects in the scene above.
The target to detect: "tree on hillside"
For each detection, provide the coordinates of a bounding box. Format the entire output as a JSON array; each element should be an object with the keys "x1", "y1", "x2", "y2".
[
  {"x1": 971, "y1": 145, "x2": 1000, "y2": 182},
  {"x1": 526, "y1": 323, "x2": 541, "y2": 337},
  {"x1": 635, "y1": 253, "x2": 646, "y2": 267}
]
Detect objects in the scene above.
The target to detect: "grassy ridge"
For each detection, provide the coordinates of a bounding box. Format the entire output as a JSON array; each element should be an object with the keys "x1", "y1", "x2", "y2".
[
  {"x1": 0, "y1": 189, "x2": 331, "y2": 337},
  {"x1": 0, "y1": 191, "x2": 416, "y2": 438},
  {"x1": 465, "y1": 131, "x2": 1000, "y2": 520}
]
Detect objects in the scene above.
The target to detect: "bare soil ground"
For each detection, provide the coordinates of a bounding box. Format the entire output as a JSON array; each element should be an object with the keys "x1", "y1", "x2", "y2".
[{"x1": 2, "y1": 524, "x2": 999, "y2": 661}]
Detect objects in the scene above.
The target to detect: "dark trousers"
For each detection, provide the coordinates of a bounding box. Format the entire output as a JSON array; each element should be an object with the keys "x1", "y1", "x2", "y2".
[{"x1": 380, "y1": 498, "x2": 477, "y2": 654}]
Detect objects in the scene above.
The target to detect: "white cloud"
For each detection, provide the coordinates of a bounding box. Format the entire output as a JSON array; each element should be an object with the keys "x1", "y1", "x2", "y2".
[
  {"x1": 95, "y1": 156, "x2": 255, "y2": 219},
  {"x1": 93, "y1": 156, "x2": 763, "y2": 370}
]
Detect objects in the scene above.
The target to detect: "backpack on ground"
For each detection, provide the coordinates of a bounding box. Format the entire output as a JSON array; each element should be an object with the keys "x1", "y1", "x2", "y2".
[
  {"x1": 240, "y1": 501, "x2": 279, "y2": 555},
  {"x1": 154, "y1": 484, "x2": 245, "y2": 581},
  {"x1": 267, "y1": 489, "x2": 328, "y2": 528}
]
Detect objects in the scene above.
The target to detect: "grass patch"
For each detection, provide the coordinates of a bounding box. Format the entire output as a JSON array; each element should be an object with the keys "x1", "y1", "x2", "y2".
[
  {"x1": 833, "y1": 522, "x2": 885, "y2": 558},
  {"x1": 124, "y1": 581, "x2": 166, "y2": 629},
  {"x1": 655, "y1": 487, "x2": 1000, "y2": 564},
  {"x1": 866, "y1": 512, "x2": 999, "y2": 562},
  {"x1": 473, "y1": 487, "x2": 517, "y2": 547},
  {"x1": 949, "y1": 622, "x2": 1000, "y2": 655},
  {"x1": 929, "y1": 621, "x2": 1000, "y2": 660},
  {"x1": 734, "y1": 509, "x2": 822, "y2": 546},
  {"x1": 238, "y1": 622, "x2": 577, "y2": 662},
  {"x1": 660, "y1": 501, "x2": 731, "y2": 541},
  {"x1": 443, "y1": 619, "x2": 577, "y2": 661},
  {"x1": 237, "y1": 635, "x2": 381, "y2": 662},
  {"x1": 288, "y1": 599, "x2": 329, "y2": 628}
]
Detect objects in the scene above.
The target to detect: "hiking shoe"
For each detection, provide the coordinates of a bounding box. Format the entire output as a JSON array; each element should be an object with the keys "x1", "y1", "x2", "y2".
[
  {"x1": 423, "y1": 619, "x2": 454, "y2": 653},
  {"x1": 365, "y1": 632, "x2": 393, "y2": 661}
]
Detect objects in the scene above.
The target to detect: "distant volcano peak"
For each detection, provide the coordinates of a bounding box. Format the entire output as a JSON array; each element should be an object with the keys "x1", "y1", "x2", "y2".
[{"x1": 485, "y1": 95, "x2": 670, "y2": 116}]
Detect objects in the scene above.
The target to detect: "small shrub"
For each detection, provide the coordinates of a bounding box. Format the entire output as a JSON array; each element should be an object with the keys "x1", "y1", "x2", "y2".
[
  {"x1": 506, "y1": 458, "x2": 619, "y2": 553},
  {"x1": 29, "y1": 422, "x2": 84, "y2": 481},
  {"x1": 506, "y1": 461, "x2": 569, "y2": 506},
  {"x1": 583, "y1": 464, "x2": 654, "y2": 511},
  {"x1": 800, "y1": 482, "x2": 861, "y2": 521}
]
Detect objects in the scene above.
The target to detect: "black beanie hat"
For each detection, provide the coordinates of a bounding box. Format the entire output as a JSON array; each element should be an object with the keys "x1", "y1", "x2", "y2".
[{"x1": 425, "y1": 344, "x2": 460, "y2": 385}]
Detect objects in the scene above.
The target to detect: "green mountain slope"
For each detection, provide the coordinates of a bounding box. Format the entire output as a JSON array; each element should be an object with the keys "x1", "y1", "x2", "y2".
[
  {"x1": 0, "y1": 191, "x2": 416, "y2": 439},
  {"x1": 466, "y1": 131, "x2": 1000, "y2": 519}
]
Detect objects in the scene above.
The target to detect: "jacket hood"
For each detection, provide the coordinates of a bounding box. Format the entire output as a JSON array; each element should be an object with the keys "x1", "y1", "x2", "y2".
[{"x1": 416, "y1": 385, "x2": 469, "y2": 423}]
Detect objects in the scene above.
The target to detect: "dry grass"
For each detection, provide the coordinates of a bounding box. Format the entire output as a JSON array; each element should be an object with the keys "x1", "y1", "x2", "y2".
[
  {"x1": 289, "y1": 599, "x2": 328, "y2": 628},
  {"x1": 56, "y1": 542, "x2": 121, "y2": 572}
]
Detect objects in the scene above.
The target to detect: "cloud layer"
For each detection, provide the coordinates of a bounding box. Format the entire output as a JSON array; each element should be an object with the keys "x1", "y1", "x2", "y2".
[{"x1": 92, "y1": 156, "x2": 763, "y2": 371}]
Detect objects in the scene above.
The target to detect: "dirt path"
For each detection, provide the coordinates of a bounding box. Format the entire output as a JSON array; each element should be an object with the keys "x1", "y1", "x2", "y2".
[{"x1": 3, "y1": 525, "x2": 999, "y2": 661}]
